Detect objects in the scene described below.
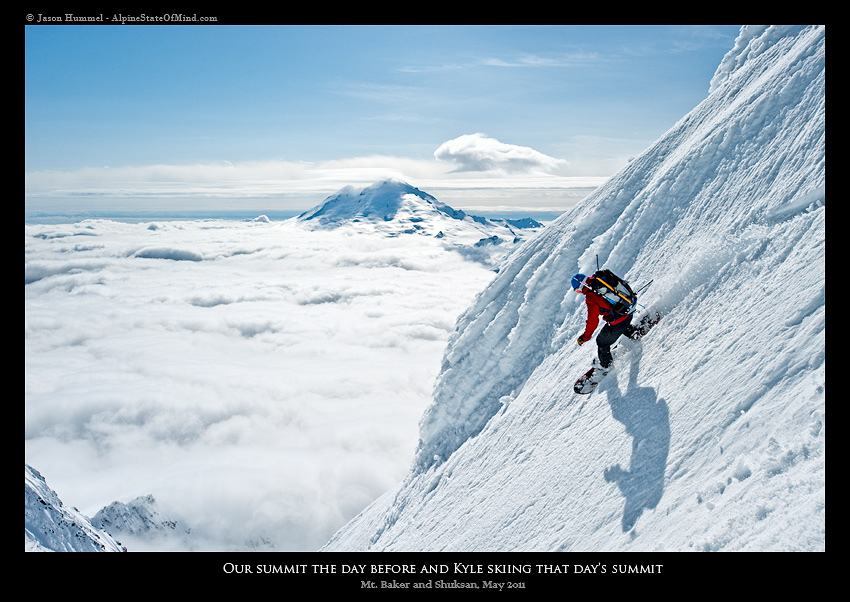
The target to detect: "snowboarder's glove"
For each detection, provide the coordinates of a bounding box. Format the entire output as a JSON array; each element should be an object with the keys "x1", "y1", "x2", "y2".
[{"x1": 577, "y1": 334, "x2": 586, "y2": 346}]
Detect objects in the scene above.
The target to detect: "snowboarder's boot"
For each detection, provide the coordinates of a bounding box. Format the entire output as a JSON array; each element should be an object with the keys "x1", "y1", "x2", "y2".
[
  {"x1": 593, "y1": 358, "x2": 611, "y2": 380},
  {"x1": 573, "y1": 358, "x2": 611, "y2": 395}
]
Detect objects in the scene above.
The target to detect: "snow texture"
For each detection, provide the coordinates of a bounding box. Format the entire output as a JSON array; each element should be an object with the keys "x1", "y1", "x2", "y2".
[{"x1": 323, "y1": 25, "x2": 825, "y2": 552}]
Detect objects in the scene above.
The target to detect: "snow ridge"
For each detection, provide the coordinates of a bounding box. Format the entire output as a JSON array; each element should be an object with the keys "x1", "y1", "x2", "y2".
[
  {"x1": 324, "y1": 25, "x2": 824, "y2": 552},
  {"x1": 25, "y1": 464, "x2": 126, "y2": 552}
]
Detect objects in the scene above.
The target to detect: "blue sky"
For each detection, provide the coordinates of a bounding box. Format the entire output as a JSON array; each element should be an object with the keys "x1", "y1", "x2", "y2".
[{"x1": 25, "y1": 24, "x2": 743, "y2": 216}]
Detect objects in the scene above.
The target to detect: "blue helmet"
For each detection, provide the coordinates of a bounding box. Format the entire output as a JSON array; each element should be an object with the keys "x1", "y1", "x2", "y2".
[{"x1": 571, "y1": 273, "x2": 588, "y2": 291}]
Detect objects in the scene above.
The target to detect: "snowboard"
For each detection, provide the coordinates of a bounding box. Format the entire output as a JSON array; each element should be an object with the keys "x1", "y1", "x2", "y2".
[
  {"x1": 627, "y1": 307, "x2": 662, "y2": 341},
  {"x1": 573, "y1": 309, "x2": 662, "y2": 395},
  {"x1": 573, "y1": 365, "x2": 605, "y2": 395}
]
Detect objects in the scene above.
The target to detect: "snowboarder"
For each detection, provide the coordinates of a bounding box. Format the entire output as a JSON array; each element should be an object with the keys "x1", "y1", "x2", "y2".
[
  {"x1": 571, "y1": 270, "x2": 661, "y2": 394},
  {"x1": 572, "y1": 272, "x2": 636, "y2": 376}
]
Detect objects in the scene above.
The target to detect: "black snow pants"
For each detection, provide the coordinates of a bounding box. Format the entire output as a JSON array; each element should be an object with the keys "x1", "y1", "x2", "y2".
[{"x1": 596, "y1": 315, "x2": 635, "y2": 368}]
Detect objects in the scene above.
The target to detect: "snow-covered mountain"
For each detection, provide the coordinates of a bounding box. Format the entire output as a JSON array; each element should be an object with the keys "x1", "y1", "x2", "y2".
[
  {"x1": 298, "y1": 179, "x2": 543, "y2": 266},
  {"x1": 323, "y1": 25, "x2": 825, "y2": 552},
  {"x1": 92, "y1": 494, "x2": 195, "y2": 551},
  {"x1": 25, "y1": 464, "x2": 126, "y2": 552}
]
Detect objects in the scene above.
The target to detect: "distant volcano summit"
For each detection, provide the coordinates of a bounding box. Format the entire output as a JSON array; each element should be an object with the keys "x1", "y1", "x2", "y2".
[
  {"x1": 298, "y1": 179, "x2": 542, "y2": 237},
  {"x1": 297, "y1": 179, "x2": 545, "y2": 267},
  {"x1": 298, "y1": 180, "x2": 450, "y2": 224}
]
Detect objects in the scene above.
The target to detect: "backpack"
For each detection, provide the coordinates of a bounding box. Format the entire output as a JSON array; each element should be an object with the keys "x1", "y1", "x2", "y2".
[{"x1": 588, "y1": 269, "x2": 637, "y2": 317}]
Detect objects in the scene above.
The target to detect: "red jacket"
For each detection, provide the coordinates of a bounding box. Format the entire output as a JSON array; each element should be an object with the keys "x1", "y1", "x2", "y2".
[{"x1": 581, "y1": 290, "x2": 629, "y2": 340}]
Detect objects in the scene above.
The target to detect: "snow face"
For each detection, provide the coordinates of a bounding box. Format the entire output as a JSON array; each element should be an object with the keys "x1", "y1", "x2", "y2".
[{"x1": 324, "y1": 25, "x2": 825, "y2": 552}]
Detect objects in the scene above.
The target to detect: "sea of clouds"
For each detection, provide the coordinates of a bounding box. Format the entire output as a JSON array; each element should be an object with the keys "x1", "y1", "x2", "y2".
[{"x1": 25, "y1": 216, "x2": 497, "y2": 550}]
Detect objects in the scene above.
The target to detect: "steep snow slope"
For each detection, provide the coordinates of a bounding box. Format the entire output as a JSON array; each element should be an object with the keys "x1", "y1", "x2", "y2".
[
  {"x1": 324, "y1": 25, "x2": 825, "y2": 552},
  {"x1": 25, "y1": 464, "x2": 126, "y2": 552}
]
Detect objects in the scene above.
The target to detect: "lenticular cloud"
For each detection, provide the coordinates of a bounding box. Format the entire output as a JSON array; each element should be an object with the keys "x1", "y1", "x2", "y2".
[{"x1": 434, "y1": 133, "x2": 568, "y2": 174}]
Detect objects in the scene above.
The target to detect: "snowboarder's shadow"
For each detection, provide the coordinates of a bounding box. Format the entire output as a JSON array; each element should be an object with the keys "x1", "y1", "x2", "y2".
[{"x1": 600, "y1": 344, "x2": 670, "y2": 532}]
